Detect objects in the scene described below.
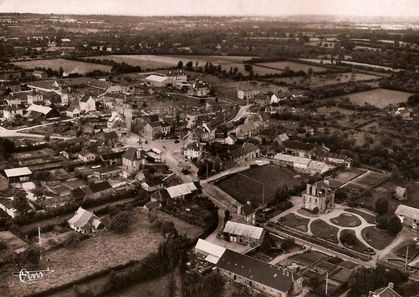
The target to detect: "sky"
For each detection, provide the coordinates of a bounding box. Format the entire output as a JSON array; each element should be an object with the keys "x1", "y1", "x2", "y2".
[{"x1": 1, "y1": 0, "x2": 419, "y2": 17}]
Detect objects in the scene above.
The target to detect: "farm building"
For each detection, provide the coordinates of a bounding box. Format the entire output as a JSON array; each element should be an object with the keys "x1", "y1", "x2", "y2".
[
  {"x1": 26, "y1": 104, "x2": 61, "y2": 119},
  {"x1": 395, "y1": 204, "x2": 419, "y2": 230},
  {"x1": 217, "y1": 249, "x2": 303, "y2": 297},
  {"x1": 273, "y1": 153, "x2": 334, "y2": 175},
  {"x1": 3, "y1": 167, "x2": 32, "y2": 182},
  {"x1": 79, "y1": 95, "x2": 96, "y2": 113},
  {"x1": 195, "y1": 238, "x2": 226, "y2": 264},
  {"x1": 145, "y1": 74, "x2": 169, "y2": 87},
  {"x1": 166, "y1": 182, "x2": 198, "y2": 200},
  {"x1": 222, "y1": 221, "x2": 265, "y2": 247}
]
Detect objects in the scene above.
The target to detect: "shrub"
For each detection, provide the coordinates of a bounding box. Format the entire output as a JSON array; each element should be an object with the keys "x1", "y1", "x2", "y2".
[
  {"x1": 340, "y1": 232, "x2": 357, "y2": 246},
  {"x1": 109, "y1": 211, "x2": 134, "y2": 233},
  {"x1": 374, "y1": 197, "x2": 389, "y2": 216}
]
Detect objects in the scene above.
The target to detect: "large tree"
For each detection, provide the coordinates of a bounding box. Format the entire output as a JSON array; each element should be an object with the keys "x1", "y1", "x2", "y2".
[
  {"x1": 109, "y1": 211, "x2": 134, "y2": 233},
  {"x1": 13, "y1": 190, "x2": 30, "y2": 215},
  {"x1": 374, "y1": 197, "x2": 389, "y2": 216}
]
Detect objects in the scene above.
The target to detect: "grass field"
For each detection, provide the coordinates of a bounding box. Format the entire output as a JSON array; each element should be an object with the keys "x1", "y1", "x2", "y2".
[
  {"x1": 330, "y1": 213, "x2": 362, "y2": 227},
  {"x1": 84, "y1": 54, "x2": 256, "y2": 73},
  {"x1": 288, "y1": 251, "x2": 330, "y2": 266},
  {"x1": 335, "y1": 88, "x2": 412, "y2": 108},
  {"x1": 340, "y1": 229, "x2": 370, "y2": 253},
  {"x1": 345, "y1": 208, "x2": 376, "y2": 224},
  {"x1": 311, "y1": 219, "x2": 339, "y2": 244},
  {"x1": 329, "y1": 168, "x2": 366, "y2": 188},
  {"x1": 255, "y1": 61, "x2": 326, "y2": 73},
  {"x1": 2, "y1": 209, "x2": 202, "y2": 297},
  {"x1": 361, "y1": 226, "x2": 396, "y2": 250},
  {"x1": 13, "y1": 59, "x2": 111, "y2": 74},
  {"x1": 274, "y1": 72, "x2": 379, "y2": 89},
  {"x1": 215, "y1": 165, "x2": 306, "y2": 206},
  {"x1": 280, "y1": 213, "x2": 310, "y2": 232},
  {"x1": 352, "y1": 171, "x2": 389, "y2": 189}
]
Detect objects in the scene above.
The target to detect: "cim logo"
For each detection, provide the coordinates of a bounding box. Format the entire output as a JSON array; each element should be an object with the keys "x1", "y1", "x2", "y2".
[{"x1": 12, "y1": 268, "x2": 55, "y2": 284}]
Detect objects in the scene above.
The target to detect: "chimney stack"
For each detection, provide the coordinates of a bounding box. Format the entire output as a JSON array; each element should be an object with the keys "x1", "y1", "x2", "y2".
[{"x1": 388, "y1": 282, "x2": 394, "y2": 289}]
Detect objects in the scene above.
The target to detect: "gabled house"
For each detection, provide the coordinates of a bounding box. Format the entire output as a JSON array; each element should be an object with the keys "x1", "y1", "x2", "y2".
[
  {"x1": 3, "y1": 105, "x2": 24, "y2": 120},
  {"x1": 222, "y1": 221, "x2": 265, "y2": 247},
  {"x1": 78, "y1": 150, "x2": 97, "y2": 162},
  {"x1": 79, "y1": 95, "x2": 96, "y2": 113},
  {"x1": 3, "y1": 167, "x2": 32, "y2": 182},
  {"x1": 107, "y1": 112, "x2": 128, "y2": 136},
  {"x1": 184, "y1": 142, "x2": 204, "y2": 160},
  {"x1": 393, "y1": 186, "x2": 407, "y2": 201},
  {"x1": 368, "y1": 282, "x2": 401, "y2": 297},
  {"x1": 237, "y1": 202, "x2": 257, "y2": 225},
  {"x1": 122, "y1": 147, "x2": 144, "y2": 175},
  {"x1": 27, "y1": 91, "x2": 44, "y2": 105},
  {"x1": 68, "y1": 207, "x2": 103, "y2": 234},
  {"x1": 66, "y1": 105, "x2": 80, "y2": 118}
]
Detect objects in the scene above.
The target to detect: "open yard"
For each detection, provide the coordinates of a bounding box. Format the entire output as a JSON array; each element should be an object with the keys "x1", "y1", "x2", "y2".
[
  {"x1": 333, "y1": 88, "x2": 412, "y2": 108},
  {"x1": 311, "y1": 219, "x2": 339, "y2": 244},
  {"x1": 280, "y1": 213, "x2": 310, "y2": 232},
  {"x1": 352, "y1": 171, "x2": 389, "y2": 189},
  {"x1": 13, "y1": 58, "x2": 111, "y2": 75},
  {"x1": 287, "y1": 251, "x2": 330, "y2": 267},
  {"x1": 361, "y1": 226, "x2": 396, "y2": 250},
  {"x1": 330, "y1": 213, "x2": 362, "y2": 227},
  {"x1": 215, "y1": 164, "x2": 306, "y2": 206},
  {"x1": 1, "y1": 209, "x2": 202, "y2": 297}
]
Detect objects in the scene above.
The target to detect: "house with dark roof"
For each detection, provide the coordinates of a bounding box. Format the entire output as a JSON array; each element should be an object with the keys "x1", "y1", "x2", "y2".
[
  {"x1": 79, "y1": 95, "x2": 96, "y2": 113},
  {"x1": 237, "y1": 202, "x2": 257, "y2": 225},
  {"x1": 99, "y1": 150, "x2": 124, "y2": 166},
  {"x1": 122, "y1": 147, "x2": 144, "y2": 176},
  {"x1": 217, "y1": 249, "x2": 303, "y2": 297},
  {"x1": 140, "y1": 170, "x2": 165, "y2": 192},
  {"x1": 227, "y1": 143, "x2": 260, "y2": 167}
]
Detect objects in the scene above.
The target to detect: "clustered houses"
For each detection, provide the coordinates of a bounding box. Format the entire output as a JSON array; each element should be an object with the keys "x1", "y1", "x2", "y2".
[
  {"x1": 302, "y1": 180, "x2": 335, "y2": 213},
  {"x1": 183, "y1": 142, "x2": 204, "y2": 160},
  {"x1": 194, "y1": 239, "x2": 303, "y2": 297}
]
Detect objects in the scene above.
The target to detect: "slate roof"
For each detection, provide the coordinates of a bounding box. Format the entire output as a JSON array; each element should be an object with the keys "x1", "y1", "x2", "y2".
[
  {"x1": 122, "y1": 147, "x2": 140, "y2": 161},
  {"x1": 217, "y1": 249, "x2": 297, "y2": 293}
]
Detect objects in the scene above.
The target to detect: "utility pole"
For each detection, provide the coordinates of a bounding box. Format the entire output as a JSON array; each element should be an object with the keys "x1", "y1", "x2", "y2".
[
  {"x1": 325, "y1": 272, "x2": 328, "y2": 295},
  {"x1": 38, "y1": 226, "x2": 42, "y2": 261},
  {"x1": 405, "y1": 245, "x2": 409, "y2": 270}
]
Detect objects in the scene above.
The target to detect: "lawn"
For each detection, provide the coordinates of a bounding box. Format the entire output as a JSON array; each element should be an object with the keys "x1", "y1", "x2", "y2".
[
  {"x1": 215, "y1": 165, "x2": 306, "y2": 206},
  {"x1": 344, "y1": 208, "x2": 376, "y2": 224},
  {"x1": 361, "y1": 226, "x2": 396, "y2": 250},
  {"x1": 2, "y1": 208, "x2": 202, "y2": 297},
  {"x1": 311, "y1": 219, "x2": 339, "y2": 244},
  {"x1": 280, "y1": 213, "x2": 310, "y2": 232},
  {"x1": 340, "y1": 229, "x2": 370, "y2": 253},
  {"x1": 334, "y1": 88, "x2": 412, "y2": 108},
  {"x1": 13, "y1": 59, "x2": 111, "y2": 74},
  {"x1": 330, "y1": 213, "x2": 362, "y2": 227}
]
